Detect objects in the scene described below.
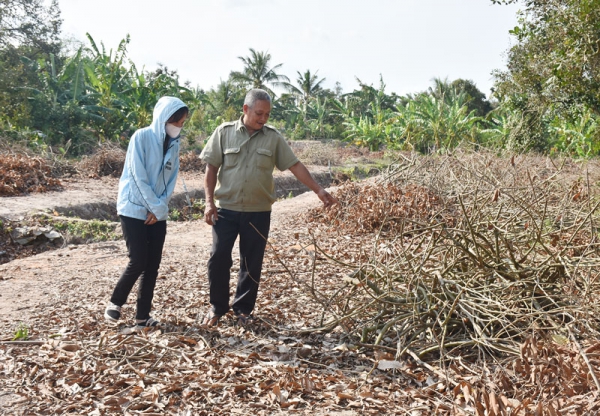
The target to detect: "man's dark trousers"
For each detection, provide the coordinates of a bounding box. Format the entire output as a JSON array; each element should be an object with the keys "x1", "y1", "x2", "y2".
[{"x1": 207, "y1": 208, "x2": 271, "y2": 316}]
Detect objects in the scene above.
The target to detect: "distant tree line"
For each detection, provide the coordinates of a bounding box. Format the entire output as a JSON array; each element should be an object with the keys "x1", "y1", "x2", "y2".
[{"x1": 1, "y1": 0, "x2": 598, "y2": 157}]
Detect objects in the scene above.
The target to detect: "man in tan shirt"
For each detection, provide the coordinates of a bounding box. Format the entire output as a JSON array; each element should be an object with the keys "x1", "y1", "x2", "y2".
[{"x1": 200, "y1": 89, "x2": 337, "y2": 326}]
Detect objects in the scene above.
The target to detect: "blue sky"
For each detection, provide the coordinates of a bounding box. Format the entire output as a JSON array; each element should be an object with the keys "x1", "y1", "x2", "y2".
[{"x1": 58, "y1": 0, "x2": 521, "y2": 98}]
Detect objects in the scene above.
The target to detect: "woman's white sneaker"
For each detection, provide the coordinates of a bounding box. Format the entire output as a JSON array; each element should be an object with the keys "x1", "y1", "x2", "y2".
[{"x1": 104, "y1": 302, "x2": 122, "y2": 323}]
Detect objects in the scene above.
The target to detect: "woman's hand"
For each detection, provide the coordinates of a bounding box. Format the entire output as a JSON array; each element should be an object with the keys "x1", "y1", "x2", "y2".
[{"x1": 145, "y1": 212, "x2": 158, "y2": 225}]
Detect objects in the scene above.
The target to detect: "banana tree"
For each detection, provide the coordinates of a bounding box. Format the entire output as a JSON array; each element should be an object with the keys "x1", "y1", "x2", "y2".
[
  {"x1": 341, "y1": 84, "x2": 397, "y2": 150},
  {"x1": 394, "y1": 89, "x2": 481, "y2": 153},
  {"x1": 548, "y1": 107, "x2": 599, "y2": 157},
  {"x1": 120, "y1": 63, "x2": 196, "y2": 131},
  {"x1": 83, "y1": 34, "x2": 132, "y2": 141},
  {"x1": 306, "y1": 97, "x2": 331, "y2": 139},
  {"x1": 17, "y1": 49, "x2": 98, "y2": 152}
]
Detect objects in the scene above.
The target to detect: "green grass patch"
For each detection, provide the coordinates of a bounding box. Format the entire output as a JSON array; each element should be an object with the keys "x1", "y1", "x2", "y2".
[
  {"x1": 44, "y1": 217, "x2": 120, "y2": 243},
  {"x1": 332, "y1": 163, "x2": 386, "y2": 182},
  {"x1": 169, "y1": 198, "x2": 206, "y2": 222}
]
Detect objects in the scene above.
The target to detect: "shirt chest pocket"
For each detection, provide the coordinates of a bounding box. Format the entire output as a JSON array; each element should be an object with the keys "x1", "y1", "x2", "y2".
[
  {"x1": 256, "y1": 148, "x2": 273, "y2": 170},
  {"x1": 223, "y1": 147, "x2": 240, "y2": 167}
]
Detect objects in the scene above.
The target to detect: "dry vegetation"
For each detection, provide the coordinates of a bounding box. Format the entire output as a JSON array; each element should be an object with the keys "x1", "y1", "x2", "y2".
[
  {"x1": 272, "y1": 150, "x2": 600, "y2": 413},
  {"x1": 0, "y1": 154, "x2": 62, "y2": 197},
  {"x1": 0, "y1": 146, "x2": 206, "y2": 265},
  {"x1": 3, "y1": 148, "x2": 600, "y2": 414},
  {"x1": 77, "y1": 147, "x2": 206, "y2": 177},
  {"x1": 291, "y1": 140, "x2": 385, "y2": 167},
  {"x1": 77, "y1": 144, "x2": 126, "y2": 178},
  {"x1": 303, "y1": 151, "x2": 600, "y2": 356}
]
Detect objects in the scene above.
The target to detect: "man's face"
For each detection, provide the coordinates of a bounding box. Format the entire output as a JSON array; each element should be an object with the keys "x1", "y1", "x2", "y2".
[{"x1": 243, "y1": 100, "x2": 271, "y2": 132}]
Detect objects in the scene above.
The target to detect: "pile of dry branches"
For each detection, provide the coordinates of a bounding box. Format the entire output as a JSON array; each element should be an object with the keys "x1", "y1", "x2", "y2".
[
  {"x1": 77, "y1": 143, "x2": 126, "y2": 178},
  {"x1": 179, "y1": 151, "x2": 206, "y2": 172},
  {"x1": 77, "y1": 147, "x2": 206, "y2": 177},
  {"x1": 0, "y1": 153, "x2": 62, "y2": 196},
  {"x1": 303, "y1": 150, "x2": 600, "y2": 359}
]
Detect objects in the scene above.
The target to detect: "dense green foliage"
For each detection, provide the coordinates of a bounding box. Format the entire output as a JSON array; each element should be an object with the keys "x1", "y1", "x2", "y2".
[
  {"x1": 492, "y1": 0, "x2": 600, "y2": 155},
  {"x1": 0, "y1": 0, "x2": 598, "y2": 158}
]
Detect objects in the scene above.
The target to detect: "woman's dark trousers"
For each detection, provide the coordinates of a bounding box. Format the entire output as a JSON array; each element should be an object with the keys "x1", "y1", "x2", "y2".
[{"x1": 110, "y1": 215, "x2": 167, "y2": 320}]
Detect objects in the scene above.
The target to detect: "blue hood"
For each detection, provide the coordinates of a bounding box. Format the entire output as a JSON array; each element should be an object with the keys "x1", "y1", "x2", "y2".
[
  {"x1": 149, "y1": 96, "x2": 187, "y2": 148},
  {"x1": 116, "y1": 96, "x2": 187, "y2": 221}
]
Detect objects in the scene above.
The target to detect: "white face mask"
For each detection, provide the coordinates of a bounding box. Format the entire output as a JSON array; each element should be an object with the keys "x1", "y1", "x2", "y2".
[{"x1": 165, "y1": 123, "x2": 182, "y2": 138}]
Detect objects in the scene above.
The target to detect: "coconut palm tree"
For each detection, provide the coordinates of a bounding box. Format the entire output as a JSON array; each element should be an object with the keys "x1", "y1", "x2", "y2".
[
  {"x1": 229, "y1": 48, "x2": 289, "y2": 97},
  {"x1": 209, "y1": 79, "x2": 245, "y2": 113},
  {"x1": 283, "y1": 69, "x2": 326, "y2": 117}
]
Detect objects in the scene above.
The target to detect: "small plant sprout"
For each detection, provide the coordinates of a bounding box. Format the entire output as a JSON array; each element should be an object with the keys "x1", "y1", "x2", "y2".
[{"x1": 13, "y1": 323, "x2": 29, "y2": 341}]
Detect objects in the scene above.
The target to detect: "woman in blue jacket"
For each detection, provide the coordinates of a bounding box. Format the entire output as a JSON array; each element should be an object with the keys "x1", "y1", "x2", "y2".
[{"x1": 105, "y1": 96, "x2": 188, "y2": 329}]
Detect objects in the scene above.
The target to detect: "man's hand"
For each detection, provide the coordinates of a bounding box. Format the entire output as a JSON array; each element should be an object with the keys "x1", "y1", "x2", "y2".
[
  {"x1": 288, "y1": 162, "x2": 339, "y2": 208},
  {"x1": 317, "y1": 188, "x2": 338, "y2": 208},
  {"x1": 204, "y1": 202, "x2": 219, "y2": 225},
  {"x1": 204, "y1": 163, "x2": 219, "y2": 226}
]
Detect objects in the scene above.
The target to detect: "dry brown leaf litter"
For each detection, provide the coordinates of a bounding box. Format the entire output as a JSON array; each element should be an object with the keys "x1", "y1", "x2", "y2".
[
  {"x1": 2, "y1": 151, "x2": 600, "y2": 414},
  {"x1": 0, "y1": 154, "x2": 62, "y2": 196}
]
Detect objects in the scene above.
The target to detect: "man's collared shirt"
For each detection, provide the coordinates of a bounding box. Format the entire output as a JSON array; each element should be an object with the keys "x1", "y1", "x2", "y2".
[{"x1": 200, "y1": 117, "x2": 299, "y2": 212}]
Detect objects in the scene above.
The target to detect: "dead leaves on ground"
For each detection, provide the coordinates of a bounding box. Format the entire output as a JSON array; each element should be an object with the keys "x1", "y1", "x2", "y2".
[
  {"x1": 3, "y1": 151, "x2": 600, "y2": 414},
  {"x1": 1, "y1": 320, "x2": 408, "y2": 414}
]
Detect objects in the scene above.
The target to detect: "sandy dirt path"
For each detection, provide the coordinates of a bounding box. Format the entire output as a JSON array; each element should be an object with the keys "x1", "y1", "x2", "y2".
[{"x1": 0, "y1": 176, "x2": 323, "y2": 331}]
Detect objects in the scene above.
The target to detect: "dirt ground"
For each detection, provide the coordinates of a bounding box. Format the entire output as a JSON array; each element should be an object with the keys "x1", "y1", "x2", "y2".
[
  {"x1": 0, "y1": 168, "x2": 328, "y2": 327},
  {"x1": 0, "y1": 169, "x2": 344, "y2": 415}
]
